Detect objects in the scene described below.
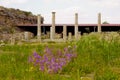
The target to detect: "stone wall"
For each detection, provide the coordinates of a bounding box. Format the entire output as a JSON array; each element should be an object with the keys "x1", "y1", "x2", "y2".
[{"x1": 0, "y1": 32, "x2": 34, "y2": 42}]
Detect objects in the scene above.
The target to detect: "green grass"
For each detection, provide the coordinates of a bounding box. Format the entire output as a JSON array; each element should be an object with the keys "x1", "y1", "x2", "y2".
[
  {"x1": 76, "y1": 33, "x2": 120, "y2": 80},
  {"x1": 0, "y1": 33, "x2": 120, "y2": 80}
]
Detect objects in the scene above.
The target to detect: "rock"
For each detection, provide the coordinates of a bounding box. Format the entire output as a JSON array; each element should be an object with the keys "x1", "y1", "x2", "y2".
[
  {"x1": 81, "y1": 77, "x2": 93, "y2": 80},
  {"x1": 0, "y1": 40, "x2": 5, "y2": 46},
  {"x1": 0, "y1": 6, "x2": 44, "y2": 42}
]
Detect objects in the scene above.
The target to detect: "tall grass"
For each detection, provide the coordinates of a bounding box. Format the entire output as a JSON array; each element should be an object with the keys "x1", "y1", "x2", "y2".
[{"x1": 76, "y1": 33, "x2": 120, "y2": 79}]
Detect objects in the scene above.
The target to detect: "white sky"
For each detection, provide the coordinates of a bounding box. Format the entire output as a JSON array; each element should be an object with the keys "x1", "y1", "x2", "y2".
[{"x1": 0, "y1": 0, "x2": 120, "y2": 24}]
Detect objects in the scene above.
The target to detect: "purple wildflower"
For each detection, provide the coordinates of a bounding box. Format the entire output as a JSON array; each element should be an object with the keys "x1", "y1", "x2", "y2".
[
  {"x1": 57, "y1": 49, "x2": 62, "y2": 57},
  {"x1": 40, "y1": 65, "x2": 44, "y2": 71},
  {"x1": 44, "y1": 55, "x2": 48, "y2": 62},
  {"x1": 51, "y1": 57, "x2": 55, "y2": 63},
  {"x1": 45, "y1": 46, "x2": 52, "y2": 55},
  {"x1": 33, "y1": 52, "x2": 41, "y2": 59},
  {"x1": 28, "y1": 46, "x2": 77, "y2": 74},
  {"x1": 64, "y1": 47, "x2": 68, "y2": 52}
]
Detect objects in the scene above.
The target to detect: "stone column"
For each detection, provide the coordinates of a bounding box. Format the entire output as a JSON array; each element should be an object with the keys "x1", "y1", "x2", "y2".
[
  {"x1": 63, "y1": 25, "x2": 67, "y2": 41},
  {"x1": 52, "y1": 12, "x2": 56, "y2": 39},
  {"x1": 78, "y1": 31, "x2": 81, "y2": 39},
  {"x1": 50, "y1": 27, "x2": 53, "y2": 40},
  {"x1": 98, "y1": 13, "x2": 101, "y2": 32},
  {"x1": 68, "y1": 32, "x2": 72, "y2": 41},
  {"x1": 75, "y1": 13, "x2": 78, "y2": 40},
  {"x1": 24, "y1": 31, "x2": 29, "y2": 41},
  {"x1": 94, "y1": 26, "x2": 96, "y2": 32},
  {"x1": 37, "y1": 14, "x2": 41, "y2": 41}
]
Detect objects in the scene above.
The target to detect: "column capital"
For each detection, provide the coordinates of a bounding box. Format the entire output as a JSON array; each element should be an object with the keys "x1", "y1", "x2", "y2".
[
  {"x1": 38, "y1": 14, "x2": 41, "y2": 15},
  {"x1": 37, "y1": 14, "x2": 41, "y2": 17},
  {"x1": 52, "y1": 12, "x2": 56, "y2": 14},
  {"x1": 75, "y1": 13, "x2": 78, "y2": 15},
  {"x1": 98, "y1": 12, "x2": 101, "y2": 15}
]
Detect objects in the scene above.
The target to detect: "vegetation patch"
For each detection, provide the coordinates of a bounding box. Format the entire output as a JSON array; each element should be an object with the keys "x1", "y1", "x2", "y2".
[{"x1": 0, "y1": 33, "x2": 120, "y2": 80}]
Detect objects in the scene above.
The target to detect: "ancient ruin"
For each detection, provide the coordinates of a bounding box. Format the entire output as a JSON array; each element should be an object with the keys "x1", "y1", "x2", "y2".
[
  {"x1": 17, "y1": 12, "x2": 120, "y2": 42},
  {"x1": 0, "y1": 7, "x2": 119, "y2": 43}
]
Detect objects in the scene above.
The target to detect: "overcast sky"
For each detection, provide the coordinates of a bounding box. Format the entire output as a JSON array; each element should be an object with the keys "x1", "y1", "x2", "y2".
[{"x1": 0, "y1": 0, "x2": 120, "y2": 24}]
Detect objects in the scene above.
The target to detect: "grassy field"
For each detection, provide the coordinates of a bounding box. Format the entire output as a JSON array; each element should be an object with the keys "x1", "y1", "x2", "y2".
[{"x1": 0, "y1": 33, "x2": 120, "y2": 80}]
